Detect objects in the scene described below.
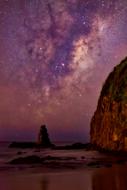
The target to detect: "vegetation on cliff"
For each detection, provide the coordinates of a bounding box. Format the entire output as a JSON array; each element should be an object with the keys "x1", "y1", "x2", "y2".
[{"x1": 101, "y1": 57, "x2": 127, "y2": 102}]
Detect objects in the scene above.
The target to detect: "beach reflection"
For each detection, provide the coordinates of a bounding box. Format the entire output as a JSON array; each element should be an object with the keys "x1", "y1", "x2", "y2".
[
  {"x1": 92, "y1": 165, "x2": 127, "y2": 190},
  {"x1": 40, "y1": 177, "x2": 49, "y2": 190},
  {"x1": 39, "y1": 171, "x2": 92, "y2": 190},
  {"x1": 1, "y1": 165, "x2": 127, "y2": 190}
]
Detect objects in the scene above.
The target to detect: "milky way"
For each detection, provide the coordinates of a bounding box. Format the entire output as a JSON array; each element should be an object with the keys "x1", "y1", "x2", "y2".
[{"x1": 0, "y1": 0, "x2": 127, "y2": 141}]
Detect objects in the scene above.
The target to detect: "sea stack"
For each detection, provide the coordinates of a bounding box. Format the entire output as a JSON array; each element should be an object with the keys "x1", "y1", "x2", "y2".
[
  {"x1": 38, "y1": 125, "x2": 52, "y2": 147},
  {"x1": 90, "y1": 57, "x2": 127, "y2": 151}
]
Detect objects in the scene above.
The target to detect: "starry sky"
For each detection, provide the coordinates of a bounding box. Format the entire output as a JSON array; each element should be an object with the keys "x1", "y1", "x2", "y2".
[{"x1": 0, "y1": 0, "x2": 127, "y2": 142}]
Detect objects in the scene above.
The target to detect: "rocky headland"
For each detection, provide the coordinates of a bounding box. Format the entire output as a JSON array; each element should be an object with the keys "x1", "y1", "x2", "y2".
[{"x1": 91, "y1": 57, "x2": 127, "y2": 152}]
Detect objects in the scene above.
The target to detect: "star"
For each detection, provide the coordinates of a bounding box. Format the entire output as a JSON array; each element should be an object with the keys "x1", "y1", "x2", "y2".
[{"x1": 0, "y1": 0, "x2": 127, "y2": 141}]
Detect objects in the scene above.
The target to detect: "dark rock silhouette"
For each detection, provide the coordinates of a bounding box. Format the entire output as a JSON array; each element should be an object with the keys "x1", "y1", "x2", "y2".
[
  {"x1": 9, "y1": 142, "x2": 36, "y2": 148},
  {"x1": 90, "y1": 57, "x2": 127, "y2": 151},
  {"x1": 38, "y1": 125, "x2": 52, "y2": 147},
  {"x1": 9, "y1": 155, "x2": 77, "y2": 165},
  {"x1": 52, "y1": 142, "x2": 92, "y2": 150},
  {"x1": 9, "y1": 155, "x2": 42, "y2": 164},
  {"x1": 9, "y1": 124, "x2": 54, "y2": 148},
  {"x1": 9, "y1": 124, "x2": 90, "y2": 150}
]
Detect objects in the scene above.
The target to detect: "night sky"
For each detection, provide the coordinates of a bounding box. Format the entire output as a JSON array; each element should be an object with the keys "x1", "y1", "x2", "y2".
[{"x1": 0, "y1": 0, "x2": 127, "y2": 142}]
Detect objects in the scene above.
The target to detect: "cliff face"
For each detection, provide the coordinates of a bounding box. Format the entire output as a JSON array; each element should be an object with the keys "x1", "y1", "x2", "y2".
[{"x1": 90, "y1": 57, "x2": 127, "y2": 151}]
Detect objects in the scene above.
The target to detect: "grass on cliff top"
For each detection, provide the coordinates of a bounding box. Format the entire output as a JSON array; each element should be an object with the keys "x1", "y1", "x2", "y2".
[{"x1": 100, "y1": 57, "x2": 127, "y2": 102}]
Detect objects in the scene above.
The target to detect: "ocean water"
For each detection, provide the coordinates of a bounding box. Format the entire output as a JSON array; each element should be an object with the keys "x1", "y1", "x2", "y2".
[{"x1": 0, "y1": 142, "x2": 127, "y2": 190}]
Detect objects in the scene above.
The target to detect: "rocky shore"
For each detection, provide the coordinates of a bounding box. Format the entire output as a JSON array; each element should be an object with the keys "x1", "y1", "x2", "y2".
[{"x1": 8, "y1": 152, "x2": 127, "y2": 170}]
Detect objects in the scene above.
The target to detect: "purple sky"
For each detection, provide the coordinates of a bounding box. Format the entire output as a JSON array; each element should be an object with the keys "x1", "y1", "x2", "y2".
[{"x1": 0, "y1": 0, "x2": 127, "y2": 142}]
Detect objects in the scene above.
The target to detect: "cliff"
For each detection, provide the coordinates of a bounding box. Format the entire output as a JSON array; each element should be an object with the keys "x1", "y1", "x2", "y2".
[{"x1": 90, "y1": 57, "x2": 127, "y2": 151}]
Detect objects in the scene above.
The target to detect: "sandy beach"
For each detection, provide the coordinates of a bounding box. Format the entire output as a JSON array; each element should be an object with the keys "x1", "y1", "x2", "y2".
[{"x1": 0, "y1": 143, "x2": 127, "y2": 190}]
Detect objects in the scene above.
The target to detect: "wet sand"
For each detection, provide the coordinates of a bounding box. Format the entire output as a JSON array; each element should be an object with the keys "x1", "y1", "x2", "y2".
[{"x1": 0, "y1": 164, "x2": 127, "y2": 190}]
